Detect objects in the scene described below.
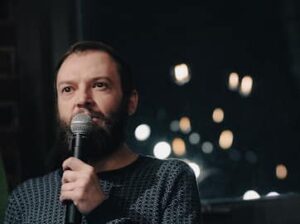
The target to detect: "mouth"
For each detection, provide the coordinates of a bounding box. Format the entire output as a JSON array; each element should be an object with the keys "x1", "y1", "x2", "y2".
[
  {"x1": 71, "y1": 111, "x2": 105, "y2": 124},
  {"x1": 90, "y1": 113, "x2": 106, "y2": 126},
  {"x1": 91, "y1": 116, "x2": 100, "y2": 122}
]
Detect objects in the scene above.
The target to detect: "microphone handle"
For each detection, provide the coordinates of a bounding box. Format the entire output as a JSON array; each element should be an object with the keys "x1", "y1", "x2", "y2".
[
  {"x1": 65, "y1": 133, "x2": 83, "y2": 224},
  {"x1": 65, "y1": 202, "x2": 81, "y2": 224}
]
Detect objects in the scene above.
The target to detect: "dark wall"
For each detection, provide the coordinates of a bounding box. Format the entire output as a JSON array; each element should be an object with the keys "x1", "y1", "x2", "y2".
[{"x1": 0, "y1": 0, "x2": 79, "y2": 189}]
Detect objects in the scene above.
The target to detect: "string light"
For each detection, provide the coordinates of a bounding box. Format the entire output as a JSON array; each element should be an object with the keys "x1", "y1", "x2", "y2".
[
  {"x1": 172, "y1": 63, "x2": 191, "y2": 85},
  {"x1": 212, "y1": 108, "x2": 224, "y2": 123},
  {"x1": 219, "y1": 130, "x2": 234, "y2": 150}
]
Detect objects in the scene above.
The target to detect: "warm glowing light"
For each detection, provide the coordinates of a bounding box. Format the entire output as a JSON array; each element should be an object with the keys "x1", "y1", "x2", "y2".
[
  {"x1": 266, "y1": 192, "x2": 280, "y2": 197},
  {"x1": 212, "y1": 108, "x2": 224, "y2": 123},
  {"x1": 228, "y1": 72, "x2": 239, "y2": 90},
  {"x1": 179, "y1": 116, "x2": 191, "y2": 134},
  {"x1": 276, "y1": 164, "x2": 288, "y2": 180},
  {"x1": 240, "y1": 75, "x2": 253, "y2": 96},
  {"x1": 186, "y1": 161, "x2": 201, "y2": 178},
  {"x1": 243, "y1": 190, "x2": 260, "y2": 200},
  {"x1": 219, "y1": 130, "x2": 234, "y2": 150},
  {"x1": 170, "y1": 120, "x2": 180, "y2": 132},
  {"x1": 189, "y1": 132, "x2": 201, "y2": 145},
  {"x1": 134, "y1": 124, "x2": 151, "y2": 141},
  {"x1": 172, "y1": 138, "x2": 186, "y2": 156},
  {"x1": 202, "y1": 141, "x2": 214, "y2": 154},
  {"x1": 153, "y1": 141, "x2": 171, "y2": 159},
  {"x1": 173, "y1": 63, "x2": 191, "y2": 85}
]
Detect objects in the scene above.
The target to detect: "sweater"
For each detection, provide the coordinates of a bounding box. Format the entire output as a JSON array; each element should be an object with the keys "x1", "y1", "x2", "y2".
[{"x1": 4, "y1": 155, "x2": 201, "y2": 223}]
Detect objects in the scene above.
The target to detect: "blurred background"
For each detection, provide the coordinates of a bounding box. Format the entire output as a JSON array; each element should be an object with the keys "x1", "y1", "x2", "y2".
[{"x1": 1, "y1": 0, "x2": 300, "y2": 222}]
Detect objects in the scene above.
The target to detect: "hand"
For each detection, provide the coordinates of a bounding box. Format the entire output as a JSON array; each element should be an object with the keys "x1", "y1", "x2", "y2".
[{"x1": 60, "y1": 157, "x2": 106, "y2": 214}]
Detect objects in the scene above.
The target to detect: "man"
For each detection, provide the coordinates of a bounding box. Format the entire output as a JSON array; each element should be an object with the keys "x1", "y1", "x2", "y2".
[{"x1": 4, "y1": 41, "x2": 201, "y2": 223}]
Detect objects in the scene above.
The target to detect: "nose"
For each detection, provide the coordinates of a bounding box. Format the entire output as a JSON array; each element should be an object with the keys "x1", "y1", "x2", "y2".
[{"x1": 76, "y1": 87, "x2": 94, "y2": 109}]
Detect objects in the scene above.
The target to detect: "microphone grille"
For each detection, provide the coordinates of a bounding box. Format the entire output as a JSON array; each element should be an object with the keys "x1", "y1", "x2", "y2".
[{"x1": 70, "y1": 113, "x2": 93, "y2": 134}]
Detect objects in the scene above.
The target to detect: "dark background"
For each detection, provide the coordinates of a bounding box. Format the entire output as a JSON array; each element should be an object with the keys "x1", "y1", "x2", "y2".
[{"x1": 1, "y1": 0, "x2": 300, "y2": 203}]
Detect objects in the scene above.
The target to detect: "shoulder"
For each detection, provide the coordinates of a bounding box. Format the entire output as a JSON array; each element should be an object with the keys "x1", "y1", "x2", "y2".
[
  {"x1": 139, "y1": 155, "x2": 195, "y2": 178},
  {"x1": 4, "y1": 170, "x2": 61, "y2": 223},
  {"x1": 10, "y1": 169, "x2": 60, "y2": 201},
  {"x1": 5, "y1": 170, "x2": 61, "y2": 221}
]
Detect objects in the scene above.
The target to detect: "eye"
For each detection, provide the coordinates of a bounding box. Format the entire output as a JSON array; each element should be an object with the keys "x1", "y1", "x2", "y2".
[
  {"x1": 61, "y1": 86, "x2": 73, "y2": 93},
  {"x1": 93, "y1": 81, "x2": 108, "y2": 89}
]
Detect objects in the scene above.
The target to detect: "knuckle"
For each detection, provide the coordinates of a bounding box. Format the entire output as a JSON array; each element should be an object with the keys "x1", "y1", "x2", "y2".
[
  {"x1": 86, "y1": 166, "x2": 94, "y2": 174},
  {"x1": 69, "y1": 157, "x2": 75, "y2": 164}
]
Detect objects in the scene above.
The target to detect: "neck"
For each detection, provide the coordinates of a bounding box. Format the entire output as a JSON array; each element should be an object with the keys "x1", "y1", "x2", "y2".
[{"x1": 91, "y1": 144, "x2": 138, "y2": 173}]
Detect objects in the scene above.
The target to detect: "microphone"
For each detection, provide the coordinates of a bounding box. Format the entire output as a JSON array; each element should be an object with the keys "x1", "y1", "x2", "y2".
[{"x1": 65, "y1": 113, "x2": 93, "y2": 224}]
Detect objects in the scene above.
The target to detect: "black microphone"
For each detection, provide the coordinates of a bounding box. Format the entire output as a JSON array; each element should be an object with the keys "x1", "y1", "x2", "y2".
[{"x1": 65, "y1": 113, "x2": 93, "y2": 224}]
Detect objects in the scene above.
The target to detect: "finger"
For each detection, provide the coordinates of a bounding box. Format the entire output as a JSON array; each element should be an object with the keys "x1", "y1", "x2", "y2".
[
  {"x1": 61, "y1": 182, "x2": 76, "y2": 192},
  {"x1": 60, "y1": 188, "x2": 83, "y2": 204},
  {"x1": 61, "y1": 170, "x2": 77, "y2": 183},
  {"x1": 62, "y1": 157, "x2": 90, "y2": 171},
  {"x1": 60, "y1": 190, "x2": 74, "y2": 202}
]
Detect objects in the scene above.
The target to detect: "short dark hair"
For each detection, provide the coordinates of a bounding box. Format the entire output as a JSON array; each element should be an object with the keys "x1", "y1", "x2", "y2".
[{"x1": 54, "y1": 41, "x2": 135, "y2": 100}]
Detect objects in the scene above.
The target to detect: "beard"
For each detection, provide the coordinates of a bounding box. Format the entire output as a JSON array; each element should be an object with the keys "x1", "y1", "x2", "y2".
[{"x1": 52, "y1": 102, "x2": 128, "y2": 166}]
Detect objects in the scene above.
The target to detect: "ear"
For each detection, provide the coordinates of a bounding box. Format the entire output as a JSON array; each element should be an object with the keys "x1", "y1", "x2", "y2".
[{"x1": 127, "y1": 90, "x2": 138, "y2": 116}]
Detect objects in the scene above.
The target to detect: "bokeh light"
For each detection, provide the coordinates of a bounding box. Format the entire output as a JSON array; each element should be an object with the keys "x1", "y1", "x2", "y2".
[
  {"x1": 266, "y1": 192, "x2": 280, "y2": 197},
  {"x1": 134, "y1": 124, "x2": 151, "y2": 141},
  {"x1": 153, "y1": 141, "x2": 172, "y2": 159},
  {"x1": 243, "y1": 190, "x2": 260, "y2": 200},
  {"x1": 219, "y1": 130, "x2": 234, "y2": 150},
  {"x1": 189, "y1": 132, "x2": 201, "y2": 145},
  {"x1": 172, "y1": 137, "x2": 186, "y2": 156},
  {"x1": 228, "y1": 72, "x2": 239, "y2": 90},
  {"x1": 179, "y1": 116, "x2": 191, "y2": 134},
  {"x1": 276, "y1": 164, "x2": 288, "y2": 180},
  {"x1": 172, "y1": 63, "x2": 191, "y2": 85},
  {"x1": 212, "y1": 108, "x2": 224, "y2": 123},
  {"x1": 186, "y1": 161, "x2": 201, "y2": 178},
  {"x1": 170, "y1": 120, "x2": 180, "y2": 132},
  {"x1": 202, "y1": 141, "x2": 214, "y2": 154},
  {"x1": 240, "y1": 75, "x2": 253, "y2": 96}
]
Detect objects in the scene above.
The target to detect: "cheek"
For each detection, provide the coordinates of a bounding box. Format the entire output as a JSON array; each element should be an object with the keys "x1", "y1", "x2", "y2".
[
  {"x1": 57, "y1": 100, "x2": 70, "y2": 122},
  {"x1": 96, "y1": 96, "x2": 122, "y2": 114}
]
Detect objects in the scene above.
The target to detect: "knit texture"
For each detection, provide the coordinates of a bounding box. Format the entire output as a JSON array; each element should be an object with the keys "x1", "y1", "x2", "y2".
[{"x1": 4, "y1": 155, "x2": 201, "y2": 223}]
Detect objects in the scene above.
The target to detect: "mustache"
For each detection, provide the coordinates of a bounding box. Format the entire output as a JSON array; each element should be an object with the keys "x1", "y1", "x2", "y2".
[
  {"x1": 71, "y1": 109, "x2": 114, "y2": 126},
  {"x1": 73, "y1": 109, "x2": 104, "y2": 119}
]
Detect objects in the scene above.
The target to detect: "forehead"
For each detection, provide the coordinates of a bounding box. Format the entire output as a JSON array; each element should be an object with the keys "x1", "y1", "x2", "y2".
[{"x1": 56, "y1": 50, "x2": 120, "y2": 83}]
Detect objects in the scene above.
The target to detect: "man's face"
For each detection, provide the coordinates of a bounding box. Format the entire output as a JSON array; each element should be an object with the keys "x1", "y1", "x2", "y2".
[
  {"x1": 56, "y1": 50, "x2": 123, "y2": 128},
  {"x1": 56, "y1": 50, "x2": 128, "y2": 160}
]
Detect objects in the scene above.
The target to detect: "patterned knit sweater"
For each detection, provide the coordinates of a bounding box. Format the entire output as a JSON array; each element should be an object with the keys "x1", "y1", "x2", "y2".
[{"x1": 4, "y1": 155, "x2": 201, "y2": 223}]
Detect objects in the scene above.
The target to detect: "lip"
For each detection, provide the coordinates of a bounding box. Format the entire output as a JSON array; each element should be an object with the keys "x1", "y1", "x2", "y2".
[
  {"x1": 92, "y1": 117, "x2": 99, "y2": 122},
  {"x1": 74, "y1": 111, "x2": 101, "y2": 118},
  {"x1": 91, "y1": 117, "x2": 105, "y2": 127}
]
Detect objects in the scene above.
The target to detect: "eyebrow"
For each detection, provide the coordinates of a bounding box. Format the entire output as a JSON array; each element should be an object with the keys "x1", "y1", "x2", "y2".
[
  {"x1": 57, "y1": 77, "x2": 112, "y2": 88},
  {"x1": 90, "y1": 76, "x2": 111, "y2": 82},
  {"x1": 57, "y1": 81, "x2": 75, "y2": 88}
]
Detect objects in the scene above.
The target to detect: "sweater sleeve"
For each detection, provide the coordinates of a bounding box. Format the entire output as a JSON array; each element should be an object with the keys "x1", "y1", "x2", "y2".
[
  {"x1": 161, "y1": 161, "x2": 202, "y2": 224},
  {"x1": 4, "y1": 191, "x2": 22, "y2": 224}
]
